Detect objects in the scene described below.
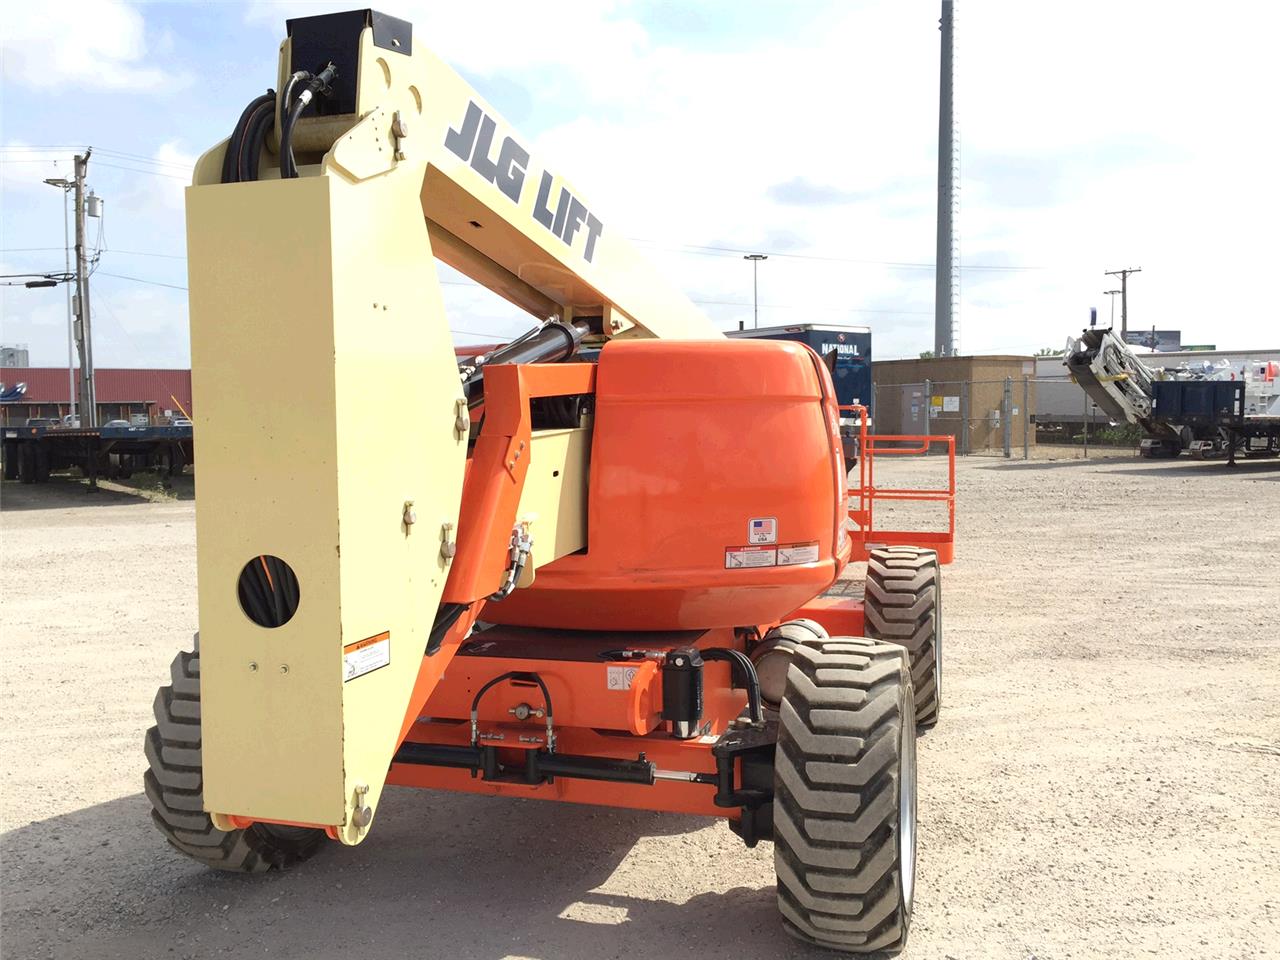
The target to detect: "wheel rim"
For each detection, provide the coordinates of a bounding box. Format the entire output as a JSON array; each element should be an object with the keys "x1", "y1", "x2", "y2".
[{"x1": 899, "y1": 690, "x2": 917, "y2": 911}]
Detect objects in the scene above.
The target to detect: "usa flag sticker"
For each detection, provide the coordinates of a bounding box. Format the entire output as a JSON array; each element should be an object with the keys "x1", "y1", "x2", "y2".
[{"x1": 748, "y1": 517, "x2": 778, "y2": 544}]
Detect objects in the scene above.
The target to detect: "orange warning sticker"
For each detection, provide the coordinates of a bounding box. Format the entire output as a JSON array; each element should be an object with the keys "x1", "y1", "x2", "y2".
[{"x1": 343, "y1": 631, "x2": 390, "y2": 682}]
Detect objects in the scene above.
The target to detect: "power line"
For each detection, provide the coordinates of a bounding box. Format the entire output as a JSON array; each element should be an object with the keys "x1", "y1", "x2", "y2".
[
  {"x1": 96, "y1": 272, "x2": 188, "y2": 291},
  {"x1": 1, "y1": 145, "x2": 190, "y2": 170},
  {"x1": 630, "y1": 237, "x2": 1038, "y2": 272},
  {"x1": 103, "y1": 248, "x2": 187, "y2": 260},
  {"x1": 94, "y1": 148, "x2": 191, "y2": 171},
  {"x1": 89, "y1": 161, "x2": 189, "y2": 181}
]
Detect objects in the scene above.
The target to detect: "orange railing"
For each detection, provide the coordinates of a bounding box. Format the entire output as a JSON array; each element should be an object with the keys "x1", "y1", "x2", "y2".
[{"x1": 841, "y1": 404, "x2": 956, "y2": 564}]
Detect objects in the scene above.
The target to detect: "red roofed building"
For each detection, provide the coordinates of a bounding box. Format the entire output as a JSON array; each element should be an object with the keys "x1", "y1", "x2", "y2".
[{"x1": 0, "y1": 368, "x2": 192, "y2": 425}]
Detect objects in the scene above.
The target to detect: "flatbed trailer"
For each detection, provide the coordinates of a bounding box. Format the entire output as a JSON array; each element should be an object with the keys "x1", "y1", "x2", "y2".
[
  {"x1": 1149, "y1": 380, "x2": 1280, "y2": 463},
  {"x1": 1, "y1": 424, "x2": 194, "y2": 487}
]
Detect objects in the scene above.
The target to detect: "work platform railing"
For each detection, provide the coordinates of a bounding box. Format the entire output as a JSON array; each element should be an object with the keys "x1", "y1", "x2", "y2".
[{"x1": 842, "y1": 404, "x2": 956, "y2": 564}]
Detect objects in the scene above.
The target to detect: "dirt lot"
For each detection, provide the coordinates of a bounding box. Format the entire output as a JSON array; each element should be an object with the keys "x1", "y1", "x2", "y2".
[{"x1": 2, "y1": 456, "x2": 1278, "y2": 960}]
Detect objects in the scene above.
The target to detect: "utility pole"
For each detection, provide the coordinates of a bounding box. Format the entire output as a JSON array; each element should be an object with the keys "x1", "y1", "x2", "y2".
[
  {"x1": 44, "y1": 176, "x2": 76, "y2": 421},
  {"x1": 1103, "y1": 267, "x2": 1141, "y2": 337},
  {"x1": 1103, "y1": 288, "x2": 1121, "y2": 327},
  {"x1": 72, "y1": 149, "x2": 97, "y2": 427},
  {"x1": 934, "y1": 0, "x2": 958, "y2": 357},
  {"x1": 744, "y1": 254, "x2": 767, "y2": 329}
]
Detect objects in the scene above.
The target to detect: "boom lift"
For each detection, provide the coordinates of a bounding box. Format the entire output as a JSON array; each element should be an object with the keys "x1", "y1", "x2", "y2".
[{"x1": 144, "y1": 10, "x2": 945, "y2": 952}]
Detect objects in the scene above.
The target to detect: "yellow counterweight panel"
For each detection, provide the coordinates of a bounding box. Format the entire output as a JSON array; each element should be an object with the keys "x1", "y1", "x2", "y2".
[{"x1": 188, "y1": 171, "x2": 466, "y2": 843}]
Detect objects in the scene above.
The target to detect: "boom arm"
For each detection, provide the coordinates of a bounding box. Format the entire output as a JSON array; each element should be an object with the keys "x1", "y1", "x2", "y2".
[
  {"x1": 1064, "y1": 327, "x2": 1177, "y2": 439},
  {"x1": 187, "y1": 9, "x2": 719, "y2": 845}
]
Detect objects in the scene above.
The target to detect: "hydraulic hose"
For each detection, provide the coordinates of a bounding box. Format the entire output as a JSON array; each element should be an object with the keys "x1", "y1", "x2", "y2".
[
  {"x1": 425, "y1": 602, "x2": 469, "y2": 657},
  {"x1": 702, "y1": 648, "x2": 764, "y2": 725},
  {"x1": 221, "y1": 91, "x2": 275, "y2": 185},
  {"x1": 279, "y1": 62, "x2": 339, "y2": 179}
]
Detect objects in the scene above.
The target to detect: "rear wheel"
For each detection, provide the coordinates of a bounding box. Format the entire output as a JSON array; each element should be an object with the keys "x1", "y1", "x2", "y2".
[
  {"x1": 773, "y1": 637, "x2": 916, "y2": 953},
  {"x1": 144, "y1": 635, "x2": 325, "y2": 872},
  {"x1": 864, "y1": 547, "x2": 941, "y2": 728}
]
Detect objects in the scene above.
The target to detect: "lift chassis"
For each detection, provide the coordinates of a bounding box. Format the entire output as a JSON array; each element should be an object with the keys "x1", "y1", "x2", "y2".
[{"x1": 144, "y1": 9, "x2": 949, "y2": 953}]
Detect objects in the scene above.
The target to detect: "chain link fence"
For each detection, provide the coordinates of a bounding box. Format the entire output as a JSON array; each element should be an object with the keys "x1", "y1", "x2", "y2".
[{"x1": 871, "y1": 378, "x2": 1133, "y2": 459}]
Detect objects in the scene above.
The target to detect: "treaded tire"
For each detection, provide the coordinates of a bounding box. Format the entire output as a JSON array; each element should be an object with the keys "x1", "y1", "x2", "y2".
[
  {"x1": 773, "y1": 637, "x2": 917, "y2": 953},
  {"x1": 144, "y1": 635, "x2": 326, "y2": 872},
  {"x1": 864, "y1": 547, "x2": 941, "y2": 728}
]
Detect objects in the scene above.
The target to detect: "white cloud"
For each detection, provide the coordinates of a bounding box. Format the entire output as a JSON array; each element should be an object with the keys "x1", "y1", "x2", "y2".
[
  {"x1": 1, "y1": 1, "x2": 183, "y2": 91},
  {"x1": 7, "y1": 0, "x2": 1279, "y2": 367}
]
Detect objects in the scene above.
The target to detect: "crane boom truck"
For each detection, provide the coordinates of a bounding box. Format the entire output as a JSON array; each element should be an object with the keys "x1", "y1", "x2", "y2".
[
  {"x1": 1066, "y1": 328, "x2": 1280, "y2": 460},
  {"x1": 145, "y1": 10, "x2": 945, "y2": 952}
]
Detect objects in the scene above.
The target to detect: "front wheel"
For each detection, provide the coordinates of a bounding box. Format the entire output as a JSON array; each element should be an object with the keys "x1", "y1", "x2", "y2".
[
  {"x1": 144, "y1": 636, "x2": 326, "y2": 872},
  {"x1": 773, "y1": 636, "x2": 916, "y2": 953}
]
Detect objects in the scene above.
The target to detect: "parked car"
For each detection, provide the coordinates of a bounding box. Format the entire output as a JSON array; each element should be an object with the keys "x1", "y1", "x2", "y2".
[
  {"x1": 24, "y1": 417, "x2": 58, "y2": 428},
  {"x1": 61, "y1": 414, "x2": 81, "y2": 427},
  {"x1": 103, "y1": 419, "x2": 132, "y2": 428},
  {"x1": 171, "y1": 418, "x2": 193, "y2": 428}
]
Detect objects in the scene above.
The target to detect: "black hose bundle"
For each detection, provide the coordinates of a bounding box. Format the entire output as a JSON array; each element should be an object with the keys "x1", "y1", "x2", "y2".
[
  {"x1": 237, "y1": 554, "x2": 300, "y2": 627},
  {"x1": 220, "y1": 90, "x2": 276, "y2": 185},
  {"x1": 702, "y1": 648, "x2": 764, "y2": 725},
  {"x1": 279, "y1": 62, "x2": 339, "y2": 179}
]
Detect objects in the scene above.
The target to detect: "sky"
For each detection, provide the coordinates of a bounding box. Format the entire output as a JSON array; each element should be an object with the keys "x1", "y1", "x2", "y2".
[{"x1": 2, "y1": 0, "x2": 1278, "y2": 370}]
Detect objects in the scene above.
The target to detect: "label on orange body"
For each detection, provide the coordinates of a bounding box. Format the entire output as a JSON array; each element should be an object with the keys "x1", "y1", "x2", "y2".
[
  {"x1": 777, "y1": 541, "x2": 820, "y2": 565},
  {"x1": 606, "y1": 665, "x2": 640, "y2": 690},
  {"x1": 725, "y1": 545, "x2": 777, "y2": 569},
  {"x1": 343, "y1": 631, "x2": 390, "y2": 682}
]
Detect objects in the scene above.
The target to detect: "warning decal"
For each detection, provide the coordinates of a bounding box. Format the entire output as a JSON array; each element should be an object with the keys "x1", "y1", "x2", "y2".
[
  {"x1": 344, "y1": 631, "x2": 390, "y2": 682},
  {"x1": 748, "y1": 517, "x2": 778, "y2": 544},
  {"x1": 777, "y1": 541, "x2": 820, "y2": 566},
  {"x1": 725, "y1": 545, "x2": 778, "y2": 569},
  {"x1": 607, "y1": 665, "x2": 640, "y2": 690}
]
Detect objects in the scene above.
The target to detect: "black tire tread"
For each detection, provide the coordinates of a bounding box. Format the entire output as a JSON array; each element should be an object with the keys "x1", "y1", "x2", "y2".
[
  {"x1": 144, "y1": 636, "x2": 325, "y2": 873},
  {"x1": 864, "y1": 547, "x2": 941, "y2": 727},
  {"x1": 773, "y1": 636, "x2": 915, "y2": 953}
]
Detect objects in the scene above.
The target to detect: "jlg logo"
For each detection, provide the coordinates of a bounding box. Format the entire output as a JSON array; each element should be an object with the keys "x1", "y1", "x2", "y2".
[{"x1": 444, "y1": 101, "x2": 604, "y2": 263}]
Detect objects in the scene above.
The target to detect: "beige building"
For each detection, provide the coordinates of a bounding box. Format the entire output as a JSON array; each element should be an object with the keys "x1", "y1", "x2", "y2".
[{"x1": 872, "y1": 355, "x2": 1037, "y2": 453}]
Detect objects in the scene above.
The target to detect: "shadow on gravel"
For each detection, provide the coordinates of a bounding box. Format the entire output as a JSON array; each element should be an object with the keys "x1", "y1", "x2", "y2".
[
  {"x1": 974, "y1": 457, "x2": 1280, "y2": 478},
  {"x1": 1095, "y1": 461, "x2": 1280, "y2": 479},
  {"x1": 1, "y1": 786, "x2": 837, "y2": 960},
  {"x1": 0, "y1": 473, "x2": 193, "y2": 511},
  {"x1": 971, "y1": 456, "x2": 1137, "y2": 472}
]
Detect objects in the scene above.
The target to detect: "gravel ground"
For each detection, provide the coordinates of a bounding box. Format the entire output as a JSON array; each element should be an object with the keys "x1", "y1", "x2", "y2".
[{"x1": 2, "y1": 455, "x2": 1278, "y2": 960}]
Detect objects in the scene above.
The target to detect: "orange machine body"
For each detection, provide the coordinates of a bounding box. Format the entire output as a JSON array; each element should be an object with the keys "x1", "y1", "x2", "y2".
[
  {"x1": 393, "y1": 623, "x2": 747, "y2": 816},
  {"x1": 486, "y1": 338, "x2": 850, "y2": 631}
]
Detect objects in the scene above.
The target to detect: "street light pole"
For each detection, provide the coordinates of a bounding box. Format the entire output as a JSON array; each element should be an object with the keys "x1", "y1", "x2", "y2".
[
  {"x1": 1103, "y1": 289, "x2": 1121, "y2": 327},
  {"x1": 744, "y1": 253, "x2": 767, "y2": 329}
]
